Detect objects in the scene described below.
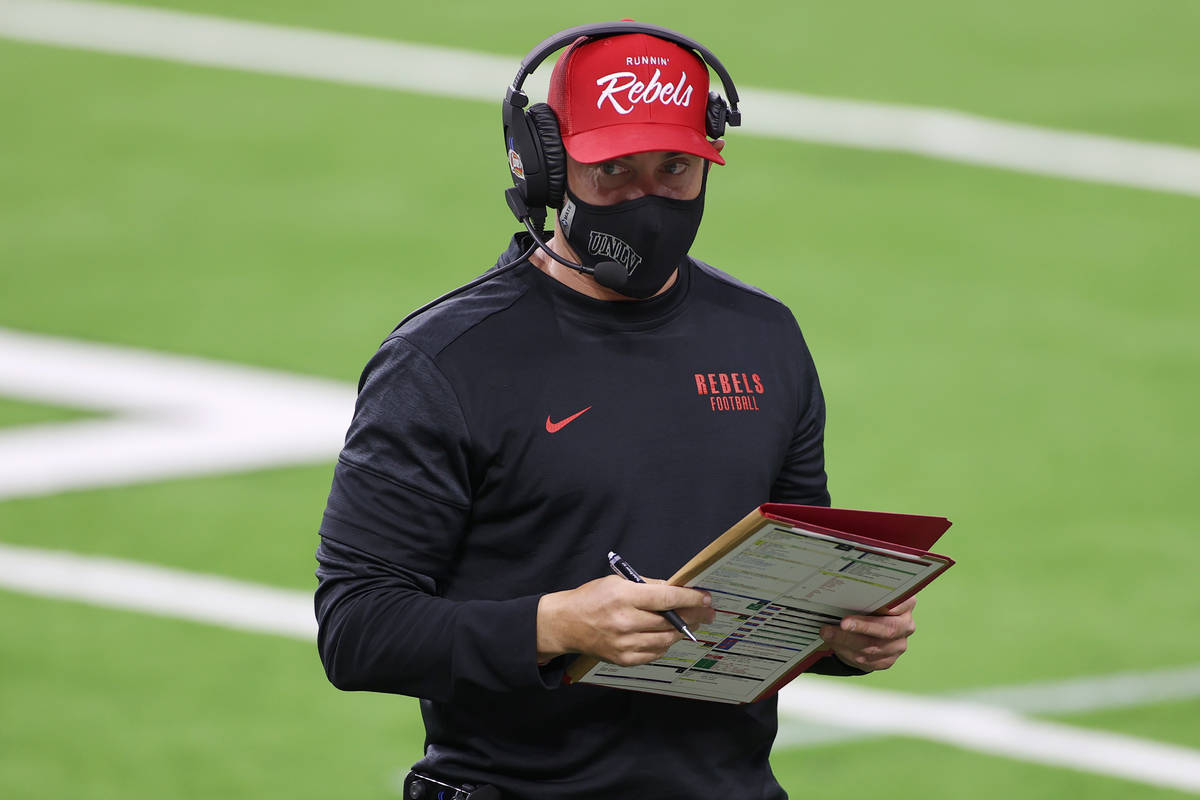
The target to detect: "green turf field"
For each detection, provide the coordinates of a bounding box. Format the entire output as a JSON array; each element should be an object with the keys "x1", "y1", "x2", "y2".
[{"x1": 2, "y1": 1, "x2": 1198, "y2": 797}]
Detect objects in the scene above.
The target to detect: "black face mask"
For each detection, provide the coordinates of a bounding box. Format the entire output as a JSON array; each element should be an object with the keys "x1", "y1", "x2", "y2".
[{"x1": 557, "y1": 173, "x2": 707, "y2": 299}]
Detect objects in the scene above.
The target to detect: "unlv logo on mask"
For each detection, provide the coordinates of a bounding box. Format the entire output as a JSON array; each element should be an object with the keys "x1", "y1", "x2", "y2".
[
  {"x1": 594, "y1": 69, "x2": 695, "y2": 115},
  {"x1": 588, "y1": 231, "x2": 643, "y2": 274}
]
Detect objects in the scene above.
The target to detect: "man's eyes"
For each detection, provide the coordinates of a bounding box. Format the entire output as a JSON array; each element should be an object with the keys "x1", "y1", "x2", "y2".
[{"x1": 598, "y1": 162, "x2": 690, "y2": 178}]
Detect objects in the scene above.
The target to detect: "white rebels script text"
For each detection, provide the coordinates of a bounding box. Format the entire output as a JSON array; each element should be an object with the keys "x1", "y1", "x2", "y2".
[{"x1": 595, "y1": 69, "x2": 694, "y2": 115}]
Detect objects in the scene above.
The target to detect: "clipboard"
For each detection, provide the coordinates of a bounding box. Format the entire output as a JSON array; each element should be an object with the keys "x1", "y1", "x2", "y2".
[{"x1": 565, "y1": 503, "x2": 954, "y2": 703}]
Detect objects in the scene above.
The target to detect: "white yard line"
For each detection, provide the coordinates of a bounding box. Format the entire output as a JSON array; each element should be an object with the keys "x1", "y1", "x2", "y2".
[
  {"x1": 0, "y1": 541, "x2": 317, "y2": 639},
  {"x1": 2, "y1": 539, "x2": 1199, "y2": 792},
  {"x1": 2, "y1": 0, "x2": 1200, "y2": 198},
  {"x1": 780, "y1": 680, "x2": 1200, "y2": 793},
  {"x1": 777, "y1": 664, "x2": 1200, "y2": 749},
  {"x1": 0, "y1": 327, "x2": 354, "y2": 500},
  {"x1": 952, "y1": 665, "x2": 1200, "y2": 715},
  {"x1": 0, "y1": 0, "x2": 528, "y2": 100}
]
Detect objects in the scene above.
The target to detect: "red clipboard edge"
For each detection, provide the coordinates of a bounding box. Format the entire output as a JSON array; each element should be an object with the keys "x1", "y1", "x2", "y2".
[
  {"x1": 760, "y1": 503, "x2": 951, "y2": 551},
  {"x1": 760, "y1": 511, "x2": 955, "y2": 565}
]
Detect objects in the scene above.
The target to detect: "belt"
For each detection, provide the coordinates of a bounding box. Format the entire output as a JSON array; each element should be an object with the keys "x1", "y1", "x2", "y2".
[{"x1": 403, "y1": 771, "x2": 502, "y2": 800}]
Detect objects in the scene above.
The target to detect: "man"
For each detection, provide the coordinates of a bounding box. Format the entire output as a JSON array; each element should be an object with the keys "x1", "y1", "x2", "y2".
[{"x1": 315, "y1": 25, "x2": 915, "y2": 800}]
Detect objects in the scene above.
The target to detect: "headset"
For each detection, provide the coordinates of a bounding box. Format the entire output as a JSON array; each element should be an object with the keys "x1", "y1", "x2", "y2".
[{"x1": 502, "y1": 20, "x2": 743, "y2": 226}]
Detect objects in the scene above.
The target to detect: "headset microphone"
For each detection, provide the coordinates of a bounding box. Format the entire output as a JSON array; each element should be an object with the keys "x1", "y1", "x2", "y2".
[{"x1": 590, "y1": 261, "x2": 630, "y2": 292}]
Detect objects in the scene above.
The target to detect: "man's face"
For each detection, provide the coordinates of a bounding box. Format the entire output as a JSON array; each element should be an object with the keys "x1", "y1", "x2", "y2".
[{"x1": 565, "y1": 150, "x2": 709, "y2": 206}]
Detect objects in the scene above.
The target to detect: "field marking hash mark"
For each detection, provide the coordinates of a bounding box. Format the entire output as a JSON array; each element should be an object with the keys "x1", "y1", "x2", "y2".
[{"x1": 0, "y1": 327, "x2": 354, "y2": 500}]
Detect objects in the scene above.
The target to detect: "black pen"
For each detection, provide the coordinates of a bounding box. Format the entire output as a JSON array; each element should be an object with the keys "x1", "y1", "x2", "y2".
[{"x1": 607, "y1": 551, "x2": 699, "y2": 643}]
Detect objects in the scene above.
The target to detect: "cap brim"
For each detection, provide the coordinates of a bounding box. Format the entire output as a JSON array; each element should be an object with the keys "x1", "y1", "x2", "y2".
[{"x1": 562, "y1": 123, "x2": 726, "y2": 166}]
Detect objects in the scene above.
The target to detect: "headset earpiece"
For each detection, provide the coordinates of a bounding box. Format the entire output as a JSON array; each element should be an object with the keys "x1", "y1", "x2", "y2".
[
  {"x1": 705, "y1": 91, "x2": 730, "y2": 140},
  {"x1": 503, "y1": 95, "x2": 566, "y2": 214},
  {"x1": 526, "y1": 104, "x2": 566, "y2": 209}
]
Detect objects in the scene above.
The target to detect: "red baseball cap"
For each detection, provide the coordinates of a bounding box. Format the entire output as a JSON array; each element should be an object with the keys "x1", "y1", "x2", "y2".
[{"x1": 547, "y1": 32, "x2": 725, "y2": 166}]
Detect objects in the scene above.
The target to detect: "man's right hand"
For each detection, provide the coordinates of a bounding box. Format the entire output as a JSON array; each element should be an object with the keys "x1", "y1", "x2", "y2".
[{"x1": 536, "y1": 575, "x2": 714, "y2": 666}]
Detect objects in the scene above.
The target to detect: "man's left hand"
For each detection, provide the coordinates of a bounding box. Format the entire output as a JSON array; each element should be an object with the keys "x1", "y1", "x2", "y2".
[{"x1": 819, "y1": 596, "x2": 916, "y2": 672}]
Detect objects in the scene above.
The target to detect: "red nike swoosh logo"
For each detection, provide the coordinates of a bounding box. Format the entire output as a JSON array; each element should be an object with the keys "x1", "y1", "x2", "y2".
[{"x1": 545, "y1": 406, "x2": 592, "y2": 434}]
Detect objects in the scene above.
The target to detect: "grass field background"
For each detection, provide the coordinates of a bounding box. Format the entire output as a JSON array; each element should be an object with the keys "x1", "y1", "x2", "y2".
[{"x1": 2, "y1": 1, "x2": 1198, "y2": 797}]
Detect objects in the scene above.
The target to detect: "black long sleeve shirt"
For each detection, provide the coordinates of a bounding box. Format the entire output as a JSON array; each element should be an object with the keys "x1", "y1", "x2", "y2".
[{"x1": 315, "y1": 236, "x2": 849, "y2": 799}]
